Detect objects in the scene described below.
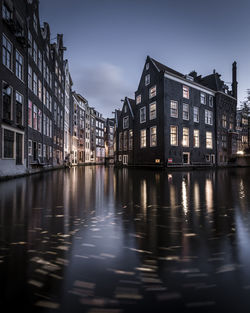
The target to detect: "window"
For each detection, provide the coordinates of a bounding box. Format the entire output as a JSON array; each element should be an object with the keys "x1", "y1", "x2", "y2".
[
  {"x1": 140, "y1": 129, "x2": 146, "y2": 148},
  {"x1": 2, "y1": 3, "x2": 11, "y2": 20},
  {"x1": 33, "y1": 41, "x2": 37, "y2": 64},
  {"x1": 28, "y1": 31, "x2": 32, "y2": 56},
  {"x1": 16, "y1": 92, "x2": 23, "y2": 125},
  {"x1": 38, "y1": 50, "x2": 42, "y2": 72},
  {"x1": 47, "y1": 116, "x2": 50, "y2": 136},
  {"x1": 123, "y1": 131, "x2": 127, "y2": 150},
  {"x1": 33, "y1": 105, "x2": 37, "y2": 130},
  {"x1": 149, "y1": 102, "x2": 156, "y2": 120},
  {"x1": 200, "y1": 92, "x2": 206, "y2": 104},
  {"x1": 222, "y1": 135, "x2": 227, "y2": 148},
  {"x1": 28, "y1": 140, "x2": 32, "y2": 156},
  {"x1": 28, "y1": 65, "x2": 32, "y2": 90},
  {"x1": 145, "y1": 74, "x2": 150, "y2": 86},
  {"x1": 50, "y1": 120, "x2": 52, "y2": 138},
  {"x1": 182, "y1": 127, "x2": 189, "y2": 147},
  {"x1": 206, "y1": 132, "x2": 213, "y2": 149},
  {"x1": 33, "y1": 72, "x2": 38, "y2": 95},
  {"x1": 43, "y1": 144, "x2": 46, "y2": 158},
  {"x1": 183, "y1": 86, "x2": 189, "y2": 99},
  {"x1": 183, "y1": 103, "x2": 189, "y2": 120},
  {"x1": 193, "y1": 129, "x2": 199, "y2": 148},
  {"x1": 170, "y1": 100, "x2": 178, "y2": 118},
  {"x1": 242, "y1": 136, "x2": 248, "y2": 144},
  {"x1": 3, "y1": 129, "x2": 14, "y2": 158},
  {"x1": 205, "y1": 110, "x2": 213, "y2": 125},
  {"x1": 123, "y1": 116, "x2": 129, "y2": 129},
  {"x1": 38, "y1": 143, "x2": 42, "y2": 157},
  {"x1": 38, "y1": 109, "x2": 42, "y2": 133},
  {"x1": 170, "y1": 126, "x2": 178, "y2": 146},
  {"x1": 28, "y1": 100, "x2": 32, "y2": 127},
  {"x1": 119, "y1": 133, "x2": 122, "y2": 151},
  {"x1": 16, "y1": 50, "x2": 23, "y2": 80},
  {"x1": 129, "y1": 130, "x2": 133, "y2": 150},
  {"x1": 209, "y1": 96, "x2": 213, "y2": 107},
  {"x1": 149, "y1": 85, "x2": 156, "y2": 99},
  {"x1": 140, "y1": 107, "x2": 146, "y2": 123},
  {"x1": 2, "y1": 82, "x2": 12, "y2": 121},
  {"x1": 136, "y1": 94, "x2": 141, "y2": 104},
  {"x1": 150, "y1": 126, "x2": 157, "y2": 147},
  {"x1": 229, "y1": 116, "x2": 234, "y2": 130},
  {"x1": 38, "y1": 80, "x2": 42, "y2": 101},
  {"x1": 193, "y1": 106, "x2": 199, "y2": 123},
  {"x1": 222, "y1": 114, "x2": 227, "y2": 128},
  {"x1": 2, "y1": 34, "x2": 12, "y2": 70}
]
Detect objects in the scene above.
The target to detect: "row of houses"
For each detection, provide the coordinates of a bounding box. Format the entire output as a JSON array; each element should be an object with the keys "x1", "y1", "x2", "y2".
[
  {"x1": 115, "y1": 56, "x2": 243, "y2": 167},
  {"x1": 0, "y1": 0, "x2": 112, "y2": 177}
]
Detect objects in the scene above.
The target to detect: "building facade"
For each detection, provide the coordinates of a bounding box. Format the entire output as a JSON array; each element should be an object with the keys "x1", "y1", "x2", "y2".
[{"x1": 104, "y1": 118, "x2": 115, "y2": 164}]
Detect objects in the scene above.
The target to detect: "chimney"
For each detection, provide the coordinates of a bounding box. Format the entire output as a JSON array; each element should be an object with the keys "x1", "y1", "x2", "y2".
[{"x1": 232, "y1": 61, "x2": 238, "y2": 99}]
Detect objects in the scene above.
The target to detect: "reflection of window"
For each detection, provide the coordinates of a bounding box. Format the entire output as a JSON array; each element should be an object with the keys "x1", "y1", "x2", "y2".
[
  {"x1": 206, "y1": 132, "x2": 213, "y2": 149},
  {"x1": 123, "y1": 116, "x2": 129, "y2": 129},
  {"x1": 129, "y1": 130, "x2": 133, "y2": 150},
  {"x1": 193, "y1": 129, "x2": 199, "y2": 148},
  {"x1": 123, "y1": 131, "x2": 127, "y2": 150},
  {"x1": 170, "y1": 100, "x2": 178, "y2": 118},
  {"x1": 170, "y1": 126, "x2": 178, "y2": 146},
  {"x1": 150, "y1": 126, "x2": 157, "y2": 147},
  {"x1": 149, "y1": 85, "x2": 156, "y2": 99},
  {"x1": 183, "y1": 103, "x2": 189, "y2": 120},
  {"x1": 182, "y1": 127, "x2": 189, "y2": 147},
  {"x1": 149, "y1": 102, "x2": 156, "y2": 120},
  {"x1": 140, "y1": 129, "x2": 146, "y2": 148},
  {"x1": 119, "y1": 133, "x2": 122, "y2": 151},
  {"x1": 193, "y1": 106, "x2": 199, "y2": 123},
  {"x1": 140, "y1": 107, "x2": 146, "y2": 123},
  {"x1": 222, "y1": 114, "x2": 227, "y2": 128},
  {"x1": 222, "y1": 135, "x2": 227, "y2": 148},
  {"x1": 183, "y1": 86, "x2": 189, "y2": 99}
]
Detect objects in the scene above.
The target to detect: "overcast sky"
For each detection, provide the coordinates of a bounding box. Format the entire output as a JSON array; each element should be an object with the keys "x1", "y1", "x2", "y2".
[{"x1": 39, "y1": 0, "x2": 250, "y2": 117}]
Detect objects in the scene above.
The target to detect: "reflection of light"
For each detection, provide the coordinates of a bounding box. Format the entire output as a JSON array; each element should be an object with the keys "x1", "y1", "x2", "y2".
[
  {"x1": 170, "y1": 185, "x2": 176, "y2": 207},
  {"x1": 182, "y1": 179, "x2": 188, "y2": 214},
  {"x1": 194, "y1": 182, "x2": 200, "y2": 211},
  {"x1": 205, "y1": 179, "x2": 213, "y2": 213},
  {"x1": 239, "y1": 179, "x2": 245, "y2": 199},
  {"x1": 140, "y1": 179, "x2": 147, "y2": 217},
  {"x1": 237, "y1": 150, "x2": 244, "y2": 155},
  {"x1": 168, "y1": 174, "x2": 172, "y2": 182}
]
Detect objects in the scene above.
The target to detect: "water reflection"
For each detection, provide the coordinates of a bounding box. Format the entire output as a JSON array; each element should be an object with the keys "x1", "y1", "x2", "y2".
[{"x1": 1, "y1": 167, "x2": 250, "y2": 312}]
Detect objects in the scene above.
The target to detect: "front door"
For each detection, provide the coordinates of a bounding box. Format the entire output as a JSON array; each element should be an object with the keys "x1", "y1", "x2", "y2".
[
  {"x1": 16, "y1": 133, "x2": 23, "y2": 165},
  {"x1": 183, "y1": 152, "x2": 190, "y2": 164}
]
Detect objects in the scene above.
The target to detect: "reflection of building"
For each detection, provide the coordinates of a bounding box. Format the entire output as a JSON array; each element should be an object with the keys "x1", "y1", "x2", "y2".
[
  {"x1": 115, "y1": 56, "x2": 237, "y2": 167},
  {"x1": 236, "y1": 109, "x2": 250, "y2": 153}
]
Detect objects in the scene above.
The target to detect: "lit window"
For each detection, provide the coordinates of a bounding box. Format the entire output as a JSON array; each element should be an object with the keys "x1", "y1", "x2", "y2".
[
  {"x1": 193, "y1": 129, "x2": 199, "y2": 148},
  {"x1": 182, "y1": 127, "x2": 189, "y2": 147},
  {"x1": 2, "y1": 34, "x2": 12, "y2": 70},
  {"x1": 140, "y1": 107, "x2": 146, "y2": 123},
  {"x1": 123, "y1": 116, "x2": 129, "y2": 129},
  {"x1": 183, "y1": 103, "x2": 189, "y2": 120},
  {"x1": 150, "y1": 126, "x2": 157, "y2": 147},
  {"x1": 200, "y1": 92, "x2": 206, "y2": 104},
  {"x1": 149, "y1": 85, "x2": 156, "y2": 99},
  {"x1": 222, "y1": 114, "x2": 227, "y2": 128},
  {"x1": 38, "y1": 80, "x2": 42, "y2": 101},
  {"x1": 205, "y1": 110, "x2": 213, "y2": 125},
  {"x1": 140, "y1": 129, "x2": 146, "y2": 148},
  {"x1": 183, "y1": 86, "x2": 189, "y2": 99},
  {"x1": 209, "y1": 96, "x2": 213, "y2": 107},
  {"x1": 136, "y1": 94, "x2": 141, "y2": 104},
  {"x1": 193, "y1": 106, "x2": 199, "y2": 123},
  {"x1": 145, "y1": 74, "x2": 150, "y2": 86},
  {"x1": 16, "y1": 50, "x2": 23, "y2": 80},
  {"x1": 206, "y1": 132, "x2": 213, "y2": 149},
  {"x1": 149, "y1": 102, "x2": 156, "y2": 120},
  {"x1": 170, "y1": 126, "x2": 178, "y2": 146},
  {"x1": 170, "y1": 100, "x2": 178, "y2": 118}
]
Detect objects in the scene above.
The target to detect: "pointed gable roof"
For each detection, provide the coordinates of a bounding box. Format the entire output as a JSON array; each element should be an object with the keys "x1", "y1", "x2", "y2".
[{"x1": 150, "y1": 57, "x2": 185, "y2": 78}]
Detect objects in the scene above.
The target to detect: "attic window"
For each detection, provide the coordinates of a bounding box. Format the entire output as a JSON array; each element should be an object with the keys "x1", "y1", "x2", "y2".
[
  {"x1": 145, "y1": 74, "x2": 150, "y2": 86},
  {"x1": 146, "y1": 63, "x2": 149, "y2": 70}
]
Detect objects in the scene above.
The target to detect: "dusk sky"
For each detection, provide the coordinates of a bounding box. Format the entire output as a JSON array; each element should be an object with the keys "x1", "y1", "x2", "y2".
[{"x1": 39, "y1": 0, "x2": 250, "y2": 117}]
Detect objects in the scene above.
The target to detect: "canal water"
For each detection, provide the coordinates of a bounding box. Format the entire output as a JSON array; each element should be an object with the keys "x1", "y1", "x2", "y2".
[{"x1": 1, "y1": 166, "x2": 250, "y2": 312}]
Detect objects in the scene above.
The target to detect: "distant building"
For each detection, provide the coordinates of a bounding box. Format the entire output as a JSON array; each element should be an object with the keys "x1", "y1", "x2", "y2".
[
  {"x1": 236, "y1": 108, "x2": 250, "y2": 153},
  {"x1": 104, "y1": 118, "x2": 115, "y2": 164}
]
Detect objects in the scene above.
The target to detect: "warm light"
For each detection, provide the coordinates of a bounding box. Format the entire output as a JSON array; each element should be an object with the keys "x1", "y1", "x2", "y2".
[
  {"x1": 155, "y1": 159, "x2": 160, "y2": 163},
  {"x1": 237, "y1": 151, "x2": 244, "y2": 155}
]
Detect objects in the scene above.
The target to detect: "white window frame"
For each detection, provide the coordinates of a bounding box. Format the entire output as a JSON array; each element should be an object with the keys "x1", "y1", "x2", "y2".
[
  {"x1": 183, "y1": 103, "x2": 189, "y2": 120},
  {"x1": 149, "y1": 102, "x2": 156, "y2": 120},
  {"x1": 140, "y1": 106, "x2": 146, "y2": 123},
  {"x1": 145, "y1": 74, "x2": 150, "y2": 86},
  {"x1": 149, "y1": 85, "x2": 156, "y2": 99},
  {"x1": 170, "y1": 125, "x2": 178, "y2": 146},
  {"x1": 150, "y1": 126, "x2": 157, "y2": 147},
  {"x1": 140, "y1": 129, "x2": 146, "y2": 148},
  {"x1": 170, "y1": 100, "x2": 178, "y2": 118}
]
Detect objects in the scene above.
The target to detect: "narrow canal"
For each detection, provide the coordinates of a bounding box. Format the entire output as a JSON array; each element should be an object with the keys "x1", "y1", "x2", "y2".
[{"x1": 1, "y1": 166, "x2": 250, "y2": 312}]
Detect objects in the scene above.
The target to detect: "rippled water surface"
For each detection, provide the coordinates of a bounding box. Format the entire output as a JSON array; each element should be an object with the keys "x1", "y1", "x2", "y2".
[{"x1": 1, "y1": 166, "x2": 250, "y2": 312}]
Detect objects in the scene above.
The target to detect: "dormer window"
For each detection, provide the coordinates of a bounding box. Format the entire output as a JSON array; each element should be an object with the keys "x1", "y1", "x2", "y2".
[{"x1": 145, "y1": 74, "x2": 150, "y2": 86}]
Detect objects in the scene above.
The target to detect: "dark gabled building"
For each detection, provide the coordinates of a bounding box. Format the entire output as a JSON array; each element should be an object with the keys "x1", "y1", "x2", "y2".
[
  {"x1": 116, "y1": 97, "x2": 135, "y2": 165},
  {"x1": 131, "y1": 56, "x2": 237, "y2": 167},
  {"x1": 0, "y1": 0, "x2": 27, "y2": 176}
]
